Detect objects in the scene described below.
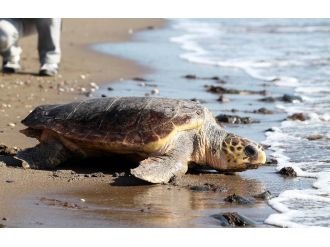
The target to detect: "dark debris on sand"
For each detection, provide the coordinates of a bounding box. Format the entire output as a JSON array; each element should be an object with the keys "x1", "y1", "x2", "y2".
[
  {"x1": 206, "y1": 85, "x2": 266, "y2": 95},
  {"x1": 252, "y1": 107, "x2": 274, "y2": 114},
  {"x1": 40, "y1": 197, "x2": 87, "y2": 210},
  {"x1": 306, "y1": 134, "x2": 323, "y2": 141},
  {"x1": 170, "y1": 177, "x2": 227, "y2": 193},
  {"x1": 212, "y1": 212, "x2": 256, "y2": 227},
  {"x1": 287, "y1": 113, "x2": 308, "y2": 121},
  {"x1": 278, "y1": 167, "x2": 297, "y2": 177},
  {"x1": 183, "y1": 74, "x2": 226, "y2": 83},
  {"x1": 253, "y1": 191, "x2": 273, "y2": 200},
  {"x1": 132, "y1": 77, "x2": 151, "y2": 82},
  {"x1": 190, "y1": 98, "x2": 207, "y2": 104},
  {"x1": 259, "y1": 94, "x2": 303, "y2": 103},
  {"x1": 188, "y1": 183, "x2": 226, "y2": 193},
  {"x1": 224, "y1": 194, "x2": 252, "y2": 205},
  {"x1": 215, "y1": 114, "x2": 259, "y2": 124},
  {"x1": 265, "y1": 157, "x2": 278, "y2": 165}
]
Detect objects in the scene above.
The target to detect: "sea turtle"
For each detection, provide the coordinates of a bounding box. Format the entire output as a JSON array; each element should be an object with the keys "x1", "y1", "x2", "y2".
[{"x1": 16, "y1": 97, "x2": 266, "y2": 184}]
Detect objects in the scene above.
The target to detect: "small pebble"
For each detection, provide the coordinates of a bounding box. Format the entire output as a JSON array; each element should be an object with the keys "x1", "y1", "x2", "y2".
[
  {"x1": 254, "y1": 191, "x2": 272, "y2": 200},
  {"x1": 306, "y1": 134, "x2": 323, "y2": 141},
  {"x1": 7, "y1": 123, "x2": 15, "y2": 127},
  {"x1": 266, "y1": 158, "x2": 278, "y2": 165},
  {"x1": 89, "y1": 82, "x2": 99, "y2": 89},
  {"x1": 224, "y1": 194, "x2": 251, "y2": 204},
  {"x1": 287, "y1": 113, "x2": 308, "y2": 121},
  {"x1": 151, "y1": 88, "x2": 159, "y2": 95},
  {"x1": 132, "y1": 77, "x2": 148, "y2": 82},
  {"x1": 183, "y1": 74, "x2": 197, "y2": 79},
  {"x1": 279, "y1": 167, "x2": 297, "y2": 177},
  {"x1": 253, "y1": 107, "x2": 273, "y2": 114},
  {"x1": 80, "y1": 199, "x2": 86, "y2": 202}
]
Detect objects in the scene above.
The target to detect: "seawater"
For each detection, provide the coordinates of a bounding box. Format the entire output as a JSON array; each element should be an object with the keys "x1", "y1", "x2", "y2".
[{"x1": 93, "y1": 19, "x2": 330, "y2": 227}]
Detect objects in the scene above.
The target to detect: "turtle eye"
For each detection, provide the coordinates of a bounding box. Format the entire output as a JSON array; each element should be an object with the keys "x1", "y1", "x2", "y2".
[{"x1": 244, "y1": 145, "x2": 257, "y2": 157}]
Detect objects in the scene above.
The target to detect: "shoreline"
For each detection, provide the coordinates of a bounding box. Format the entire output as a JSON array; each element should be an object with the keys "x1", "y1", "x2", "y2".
[{"x1": 0, "y1": 19, "x2": 166, "y2": 227}]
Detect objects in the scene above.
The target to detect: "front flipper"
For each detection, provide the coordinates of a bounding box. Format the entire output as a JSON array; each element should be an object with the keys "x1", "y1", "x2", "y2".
[
  {"x1": 131, "y1": 155, "x2": 188, "y2": 184},
  {"x1": 130, "y1": 131, "x2": 195, "y2": 184},
  {"x1": 15, "y1": 139, "x2": 72, "y2": 170}
]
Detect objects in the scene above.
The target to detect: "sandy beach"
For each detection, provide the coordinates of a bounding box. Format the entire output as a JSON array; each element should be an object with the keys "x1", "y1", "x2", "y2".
[
  {"x1": 1, "y1": 18, "x2": 306, "y2": 228},
  {"x1": 0, "y1": 19, "x2": 166, "y2": 227}
]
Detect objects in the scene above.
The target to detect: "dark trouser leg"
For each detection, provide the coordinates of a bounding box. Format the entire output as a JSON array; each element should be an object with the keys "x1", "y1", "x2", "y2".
[{"x1": 36, "y1": 18, "x2": 61, "y2": 75}]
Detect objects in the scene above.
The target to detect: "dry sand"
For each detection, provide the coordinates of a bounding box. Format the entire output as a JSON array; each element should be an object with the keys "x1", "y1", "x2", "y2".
[{"x1": 0, "y1": 19, "x2": 165, "y2": 226}]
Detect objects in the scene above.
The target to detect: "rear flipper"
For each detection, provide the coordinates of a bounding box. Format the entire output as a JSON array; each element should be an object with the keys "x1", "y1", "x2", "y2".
[{"x1": 15, "y1": 139, "x2": 72, "y2": 169}]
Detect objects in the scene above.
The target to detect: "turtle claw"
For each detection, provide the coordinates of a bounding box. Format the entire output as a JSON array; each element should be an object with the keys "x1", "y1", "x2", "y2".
[{"x1": 21, "y1": 160, "x2": 31, "y2": 169}]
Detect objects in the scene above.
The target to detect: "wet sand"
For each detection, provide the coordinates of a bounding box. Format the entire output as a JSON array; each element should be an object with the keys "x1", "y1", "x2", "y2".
[
  {"x1": 2, "y1": 166, "x2": 275, "y2": 227},
  {"x1": 1, "y1": 19, "x2": 276, "y2": 228}
]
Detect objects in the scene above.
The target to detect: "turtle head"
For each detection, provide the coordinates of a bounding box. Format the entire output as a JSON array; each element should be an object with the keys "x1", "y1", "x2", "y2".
[{"x1": 211, "y1": 133, "x2": 266, "y2": 172}]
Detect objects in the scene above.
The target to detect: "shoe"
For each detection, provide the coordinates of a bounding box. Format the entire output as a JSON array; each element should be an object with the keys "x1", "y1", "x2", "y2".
[
  {"x1": 2, "y1": 46, "x2": 22, "y2": 73},
  {"x1": 2, "y1": 61, "x2": 21, "y2": 73},
  {"x1": 39, "y1": 63, "x2": 58, "y2": 76}
]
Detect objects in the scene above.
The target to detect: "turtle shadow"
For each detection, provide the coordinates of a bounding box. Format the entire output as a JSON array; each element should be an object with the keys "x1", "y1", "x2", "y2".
[
  {"x1": 58, "y1": 156, "x2": 138, "y2": 175},
  {"x1": 1, "y1": 71, "x2": 42, "y2": 77},
  {"x1": 111, "y1": 175, "x2": 152, "y2": 186},
  {"x1": 60, "y1": 157, "x2": 153, "y2": 186},
  {"x1": 0, "y1": 155, "x2": 22, "y2": 167},
  {"x1": 15, "y1": 71, "x2": 41, "y2": 76}
]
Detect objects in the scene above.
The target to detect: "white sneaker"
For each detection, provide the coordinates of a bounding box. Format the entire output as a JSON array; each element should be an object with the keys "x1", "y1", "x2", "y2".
[
  {"x1": 2, "y1": 46, "x2": 22, "y2": 73},
  {"x1": 2, "y1": 61, "x2": 21, "y2": 73},
  {"x1": 39, "y1": 63, "x2": 58, "y2": 76}
]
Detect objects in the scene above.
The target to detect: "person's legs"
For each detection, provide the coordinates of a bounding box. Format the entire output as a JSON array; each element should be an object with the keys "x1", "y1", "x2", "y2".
[
  {"x1": 0, "y1": 18, "x2": 23, "y2": 73},
  {"x1": 35, "y1": 18, "x2": 61, "y2": 76}
]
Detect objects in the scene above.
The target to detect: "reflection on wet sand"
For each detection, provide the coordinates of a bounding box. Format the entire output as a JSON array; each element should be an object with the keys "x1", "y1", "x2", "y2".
[{"x1": 67, "y1": 173, "x2": 266, "y2": 227}]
